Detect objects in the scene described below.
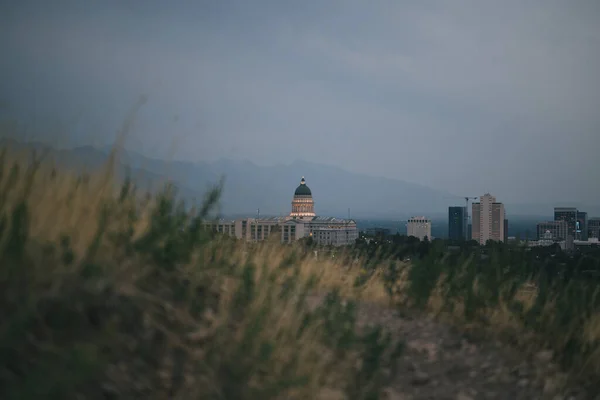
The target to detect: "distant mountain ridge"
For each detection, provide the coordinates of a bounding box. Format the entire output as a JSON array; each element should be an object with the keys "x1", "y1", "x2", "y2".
[
  {"x1": 117, "y1": 150, "x2": 459, "y2": 218},
  {"x1": 2, "y1": 139, "x2": 598, "y2": 218},
  {"x1": 1, "y1": 139, "x2": 458, "y2": 218}
]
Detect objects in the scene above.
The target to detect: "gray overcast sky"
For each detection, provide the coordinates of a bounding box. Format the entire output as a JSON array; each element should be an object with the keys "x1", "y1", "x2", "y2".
[{"x1": 1, "y1": 0, "x2": 599, "y2": 204}]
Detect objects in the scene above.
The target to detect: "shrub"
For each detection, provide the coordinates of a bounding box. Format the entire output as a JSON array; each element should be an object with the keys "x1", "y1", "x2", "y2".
[
  {"x1": 0, "y1": 145, "x2": 402, "y2": 399},
  {"x1": 385, "y1": 239, "x2": 600, "y2": 387}
]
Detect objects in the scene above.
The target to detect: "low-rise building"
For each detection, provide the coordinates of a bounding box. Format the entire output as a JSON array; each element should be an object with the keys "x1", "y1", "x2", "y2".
[
  {"x1": 309, "y1": 216, "x2": 359, "y2": 246},
  {"x1": 406, "y1": 216, "x2": 432, "y2": 241},
  {"x1": 574, "y1": 238, "x2": 600, "y2": 247},
  {"x1": 527, "y1": 229, "x2": 566, "y2": 249},
  {"x1": 536, "y1": 220, "x2": 569, "y2": 241}
]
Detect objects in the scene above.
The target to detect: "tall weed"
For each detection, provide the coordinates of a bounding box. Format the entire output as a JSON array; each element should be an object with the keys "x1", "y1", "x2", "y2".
[{"x1": 0, "y1": 145, "x2": 401, "y2": 400}]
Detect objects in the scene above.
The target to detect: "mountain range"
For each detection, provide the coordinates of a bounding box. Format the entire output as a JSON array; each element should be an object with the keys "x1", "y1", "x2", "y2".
[{"x1": 2, "y1": 138, "x2": 598, "y2": 219}]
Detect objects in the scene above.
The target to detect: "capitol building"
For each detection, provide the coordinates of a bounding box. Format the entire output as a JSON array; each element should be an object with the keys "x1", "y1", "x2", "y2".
[{"x1": 204, "y1": 177, "x2": 358, "y2": 246}]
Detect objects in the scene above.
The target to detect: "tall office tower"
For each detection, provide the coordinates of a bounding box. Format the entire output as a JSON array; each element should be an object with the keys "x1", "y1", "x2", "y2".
[
  {"x1": 472, "y1": 193, "x2": 505, "y2": 245},
  {"x1": 576, "y1": 211, "x2": 588, "y2": 241},
  {"x1": 448, "y1": 206, "x2": 467, "y2": 241},
  {"x1": 554, "y1": 207, "x2": 577, "y2": 240}
]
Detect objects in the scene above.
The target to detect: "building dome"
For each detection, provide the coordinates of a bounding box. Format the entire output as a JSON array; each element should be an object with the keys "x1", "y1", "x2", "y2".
[
  {"x1": 294, "y1": 177, "x2": 312, "y2": 196},
  {"x1": 290, "y1": 176, "x2": 315, "y2": 219}
]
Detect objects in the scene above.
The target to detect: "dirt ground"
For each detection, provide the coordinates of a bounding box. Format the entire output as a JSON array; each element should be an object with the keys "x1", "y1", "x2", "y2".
[{"x1": 308, "y1": 295, "x2": 595, "y2": 400}]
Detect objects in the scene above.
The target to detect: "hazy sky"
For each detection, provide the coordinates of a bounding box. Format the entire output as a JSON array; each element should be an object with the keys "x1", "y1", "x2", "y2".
[{"x1": 1, "y1": 0, "x2": 599, "y2": 204}]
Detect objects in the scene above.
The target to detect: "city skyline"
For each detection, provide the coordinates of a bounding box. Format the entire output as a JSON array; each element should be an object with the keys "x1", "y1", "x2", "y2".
[{"x1": 217, "y1": 176, "x2": 600, "y2": 244}]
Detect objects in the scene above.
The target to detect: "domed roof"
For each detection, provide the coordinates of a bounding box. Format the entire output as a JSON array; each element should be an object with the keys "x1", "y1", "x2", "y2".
[{"x1": 294, "y1": 176, "x2": 312, "y2": 196}]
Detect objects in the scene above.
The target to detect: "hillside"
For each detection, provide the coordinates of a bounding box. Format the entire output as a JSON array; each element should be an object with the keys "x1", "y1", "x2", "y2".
[
  {"x1": 0, "y1": 139, "x2": 456, "y2": 218},
  {"x1": 4, "y1": 139, "x2": 598, "y2": 219},
  {"x1": 0, "y1": 142, "x2": 596, "y2": 399}
]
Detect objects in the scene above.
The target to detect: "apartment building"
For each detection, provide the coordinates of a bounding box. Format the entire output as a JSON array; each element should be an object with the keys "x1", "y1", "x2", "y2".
[{"x1": 472, "y1": 193, "x2": 505, "y2": 245}]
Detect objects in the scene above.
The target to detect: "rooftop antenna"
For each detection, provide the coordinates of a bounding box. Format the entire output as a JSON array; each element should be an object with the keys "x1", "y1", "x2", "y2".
[{"x1": 257, "y1": 208, "x2": 260, "y2": 220}]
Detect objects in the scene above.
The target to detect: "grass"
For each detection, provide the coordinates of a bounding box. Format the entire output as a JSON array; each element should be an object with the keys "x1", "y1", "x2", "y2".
[
  {"x1": 375, "y1": 239, "x2": 600, "y2": 390},
  {"x1": 0, "y1": 144, "x2": 401, "y2": 400},
  {"x1": 4, "y1": 139, "x2": 600, "y2": 397}
]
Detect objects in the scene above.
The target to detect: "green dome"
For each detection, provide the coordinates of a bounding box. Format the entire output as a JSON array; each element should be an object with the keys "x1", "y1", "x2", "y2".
[{"x1": 294, "y1": 177, "x2": 312, "y2": 196}]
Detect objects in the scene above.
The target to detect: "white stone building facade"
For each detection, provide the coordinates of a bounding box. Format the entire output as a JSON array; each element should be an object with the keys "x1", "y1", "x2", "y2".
[
  {"x1": 204, "y1": 177, "x2": 358, "y2": 246},
  {"x1": 406, "y1": 216, "x2": 432, "y2": 241}
]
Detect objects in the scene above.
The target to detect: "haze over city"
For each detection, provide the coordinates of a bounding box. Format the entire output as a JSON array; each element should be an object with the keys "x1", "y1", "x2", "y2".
[{"x1": 1, "y1": 0, "x2": 600, "y2": 210}]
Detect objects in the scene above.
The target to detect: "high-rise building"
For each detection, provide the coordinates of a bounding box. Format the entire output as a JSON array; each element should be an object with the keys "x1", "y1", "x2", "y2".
[
  {"x1": 589, "y1": 218, "x2": 600, "y2": 239},
  {"x1": 576, "y1": 211, "x2": 588, "y2": 241},
  {"x1": 472, "y1": 193, "x2": 505, "y2": 245},
  {"x1": 472, "y1": 204, "x2": 480, "y2": 241},
  {"x1": 554, "y1": 207, "x2": 577, "y2": 240},
  {"x1": 448, "y1": 206, "x2": 467, "y2": 241},
  {"x1": 407, "y1": 216, "x2": 432, "y2": 241}
]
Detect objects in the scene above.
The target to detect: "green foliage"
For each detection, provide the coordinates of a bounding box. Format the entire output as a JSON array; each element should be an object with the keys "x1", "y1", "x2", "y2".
[
  {"x1": 375, "y1": 235, "x2": 600, "y2": 383},
  {"x1": 0, "y1": 152, "x2": 402, "y2": 399},
  {"x1": 308, "y1": 289, "x2": 404, "y2": 400},
  {"x1": 406, "y1": 251, "x2": 443, "y2": 310},
  {"x1": 381, "y1": 260, "x2": 404, "y2": 301}
]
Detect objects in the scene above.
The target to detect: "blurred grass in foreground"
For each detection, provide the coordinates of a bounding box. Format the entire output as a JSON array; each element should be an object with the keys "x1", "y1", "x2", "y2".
[
  {"x1": 0, "y1": 144, "x2": 401, "y2": 400},
  {"x1": 377, "y1": 239, "x2": 600, "y2": 390},
  {"x1": 6, "y1": 138, "x2": 597, "y2": 398}
]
